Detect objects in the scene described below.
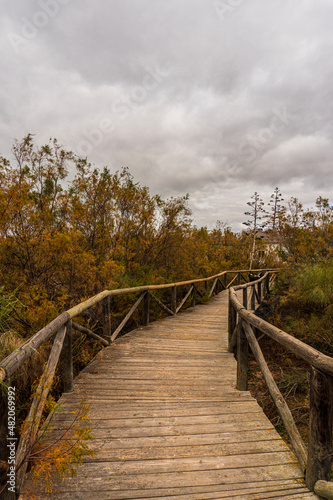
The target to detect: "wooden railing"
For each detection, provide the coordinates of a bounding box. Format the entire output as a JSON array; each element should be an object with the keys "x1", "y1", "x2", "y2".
[
  {"x1": 0, "y1": 268, "x2": 274, "y2": 498},
  {"x1": 229, "y1": 273, "x2": 333, "y2": 499}
]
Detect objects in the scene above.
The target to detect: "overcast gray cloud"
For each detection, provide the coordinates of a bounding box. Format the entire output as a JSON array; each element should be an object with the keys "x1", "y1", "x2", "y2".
[{"x1": 1, "y1": 0, "x2": 333, "y2": 229}]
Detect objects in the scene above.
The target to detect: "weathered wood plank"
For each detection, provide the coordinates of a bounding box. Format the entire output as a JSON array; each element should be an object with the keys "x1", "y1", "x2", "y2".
[
  {"x1": 22, "y1": 479, "x2": 316, "y2": 500},
  {"x1": 79, "y1": 439, "x2": 290, "y2": 462},
  {"x1": 24, "y1": 464, "x2": 306, "y2": 492}
]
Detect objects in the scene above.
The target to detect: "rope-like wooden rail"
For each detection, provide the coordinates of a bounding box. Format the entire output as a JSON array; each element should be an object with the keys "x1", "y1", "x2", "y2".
[{"x1": 229, "y1": 273, "x2": 333, "y2": 498}]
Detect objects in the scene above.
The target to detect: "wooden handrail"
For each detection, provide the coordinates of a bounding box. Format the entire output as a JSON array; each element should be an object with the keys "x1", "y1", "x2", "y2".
[
  {"x1": 230, "y1": 287, "x2": 333, "y2": 376},
  {"x1": 228, "y1": 272, "x2": 333, "y2": 496},
  {"x1": 0, "y1": 268, "x2": 276, "y2": 383}
]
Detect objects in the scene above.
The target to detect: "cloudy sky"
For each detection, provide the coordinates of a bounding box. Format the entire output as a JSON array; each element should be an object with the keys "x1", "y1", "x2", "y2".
[{"x1": 1, "y1": 0, "x2": 333, "y2": 229}]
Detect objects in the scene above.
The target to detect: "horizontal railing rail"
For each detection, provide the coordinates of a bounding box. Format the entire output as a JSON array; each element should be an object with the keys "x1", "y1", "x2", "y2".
[
  {"x1": 229, "y1": 273, "x2": 333, "y2": 499},
  {"x1": 0, "y1": 268, "x2": 276, "y2": 497}
]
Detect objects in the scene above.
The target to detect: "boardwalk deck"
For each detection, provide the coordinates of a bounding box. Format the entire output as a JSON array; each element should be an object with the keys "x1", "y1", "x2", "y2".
[{"x1": 21, "y1": 292, "x2": 318, "y2": 499}]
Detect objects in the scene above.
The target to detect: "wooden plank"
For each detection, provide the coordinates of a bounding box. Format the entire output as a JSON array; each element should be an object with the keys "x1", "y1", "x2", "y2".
[
  {"x1": 54, "y1": 451, "x2": 299, "y2": 477},
  {"x1": 51, "y1": 411, "x2": 268, "y2": 429},
  {"x1": 22, "y1": 479, "x2": 315, "y2": 500},
  {"x1": 80, "y1": 440, "x2": 290, "y2": 462},
  {"x1": 24, "y1": 464, "x2": 305, "y2": 492}
]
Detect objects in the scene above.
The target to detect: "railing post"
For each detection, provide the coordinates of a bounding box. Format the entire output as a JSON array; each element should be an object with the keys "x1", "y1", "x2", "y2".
[
  {"x1": 62, "y1": 320, "x2": 73, "y2": 393},
  {"x1": 265, "y1": 274, "x2": 270, "y2": 297},
  {"x1": 171, "y1": 286, "x2": 177, "y2": 313},
  {"x1": 191, "y1": 284, "x2": 196, "y2": 307},
  {"x1": 224, "y1": 273, "x2": 227, "y2": 289},
  {"x1": 143, "y1": 291, "x2": 150, "y2": 326},
  {"x1": 228, "y1": 289, "x2": 237, "y2": 346},
  {"x1": 242, "y1": 288, "x2": 248, "y2": 310},
  {"x1": 103, "y1": 296, "x2": 111, "y2": 342},
  {"x1": 257, "y1": 281, "x2": 262, "y2": 303},
  {"x1": 306, "y1": 367, "x2": 333, "y2": 492},
  {"x1": 236, "y1": 319, "x2": 248, "y2": 391},
  {"x1": 238, "y1": 272, "x2": 241, "y2": 285},
  {"x1": 251, "y1": 285, "x2": 256, "y2": 310}
]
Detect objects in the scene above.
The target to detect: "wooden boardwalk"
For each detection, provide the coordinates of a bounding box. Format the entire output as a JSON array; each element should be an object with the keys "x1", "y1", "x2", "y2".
[{"x1": 23, "y1": 292, "x2": 318, "y2": 499}]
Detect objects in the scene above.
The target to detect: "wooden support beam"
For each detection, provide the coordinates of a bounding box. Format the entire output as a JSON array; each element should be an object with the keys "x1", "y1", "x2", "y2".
[
  {"x1": 257, "y1": 281, "x2": 262, "y2": 304},
  {"x1": 242, "y1": 321, "x2": 307, "y2": 472},
  {"x1": 228, "y1": 290, "x2": 237, "y2": 346},
  {"x1": 264, "y1": 273, "x2": 270, "y2": 297},
  {"x1": 251, "y1": 286, "x2": 256, "y2": 310},
  {"x1": 242, "y1": 288, "x2": 248, "y2": 310},
  {"x1": 236, "y1": 319, "x2": 248, "y2": 391},
  {"x1": 149, "y1": 292, "x2": 174, "y2": 316},
  {"x1": 61, "y1": 320, "x2": 73, "y2": 394},
  {"x1": 306, "y1": 367, "x2": 333, "y2": 492},
  {"x1": 16, "y1": 326, "x2": 67, "y2": 494},
  {"x1": 143, "y1": 291, "x2": 150, "y2": 326},
  {"x1": 217, "y1": 278, "x2": 226, "y2": 291},
  {"x1": 226, "y1": 273, "x2": 238, "y2": 289},
  {"x1": 228, "y1": 324, "x2": 238, "y2": 355},
  {"x1": 102, "y1": 296, "x2": 111, "y2": 342},
  {"x1": 72, "y1": 322, "x2": 109, "y2": 346},
  {"x1": 176, "y1": 286, "x2": 194, "y2": 314},
  {"x1": 208, "y1": 278, "x2": 218, "y2": 298},
  {"x1": 111, "y1": 293, "x2": 145, "y2": 342},
  {"x1": 171, "y1": 286, "x2": 177, "y2": 313},
  {"x1": 191, "y1": 285, "x2": 196, "y2": 307}
]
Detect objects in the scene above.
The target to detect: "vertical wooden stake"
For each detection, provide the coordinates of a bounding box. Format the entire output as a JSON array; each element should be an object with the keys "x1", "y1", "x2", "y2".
[
  {"x1": 103, "y1": 296, "x2": 112, "y2": 342},
  {"x1": 265, "y1": 274, "x2": 270, "y2": 297},
  {"x1": 243, "y1": 288, "x2": 248, "y2": 310},
  {"x1": 236, "y1": 319, "x2": 248, "y2": 391},
  {"x1": 171, "y1": 286, "x2": 177, "y2": 313},
  {"x1": 62, "y1": 320, "x2": 73, "y2": 393},
  {"x1": 191, "y1": 285, "x2": 196, "y2": 307},
  {"x1": 143, "y1": 291, "x2": 150, "y2": 326},
  {"x1": 224, "y1": 273, "x2": 227, "y2": 289},
  {"x1": 228, "y1": 290, "x2": 237, "y2": 346},
  {"x1": 251, "y1": 286, "x2": 256, "y2": 310},
  {"x1": 257, "y1": 281, "x2": 262, "y2": 303},
  {"x1": 306, "y1": 367, "x2": 333, "y2": 492}
]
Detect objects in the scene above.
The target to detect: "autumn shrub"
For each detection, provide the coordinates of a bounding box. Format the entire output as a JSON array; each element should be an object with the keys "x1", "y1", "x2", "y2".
[
  {"x1": 271, "y1": 258, "x2": 333, "y2": 354},
  {"x1": 17, "y1": 399, "x2": 95, "y2": 499}
]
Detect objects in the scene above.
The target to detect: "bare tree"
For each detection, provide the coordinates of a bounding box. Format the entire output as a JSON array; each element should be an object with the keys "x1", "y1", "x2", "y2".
[
  {"x1": 267, "y1": 187, "x2": 285, "y2": 232},
  {"x1": 243, "y1": 192, "x2": 267, "y2": 271}
]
